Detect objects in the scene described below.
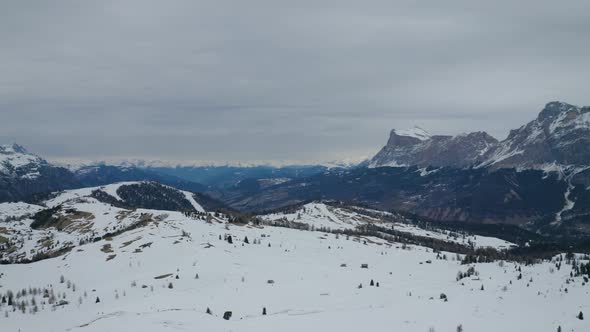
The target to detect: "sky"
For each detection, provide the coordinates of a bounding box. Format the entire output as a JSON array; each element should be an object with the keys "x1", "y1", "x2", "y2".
[{"x1": 1, "y1": 0, "x2": 589, "y2": 165}]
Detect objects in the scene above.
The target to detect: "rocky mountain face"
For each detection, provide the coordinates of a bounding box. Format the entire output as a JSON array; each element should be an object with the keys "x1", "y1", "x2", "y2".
[
  {"x1": 370, "y1": 101, "x2": 590, "y2": 171},
  {"x1": 479, "y1": 101, "x2": 590, "y2": 170},
  {"x1": 0, "y1": 144, "x2": 79, "y2": 202},
  {"x1": 219, "y1": 102, "x2": 590, "y2": 239},
  {"x1": 369, "y1": 128, "x2": 497, "y2": 168}
]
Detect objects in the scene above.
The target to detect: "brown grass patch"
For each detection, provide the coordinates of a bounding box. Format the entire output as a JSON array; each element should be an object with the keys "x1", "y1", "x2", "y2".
[{"x1": 101, "y1": 243, "x2": 114, "y2": 253}]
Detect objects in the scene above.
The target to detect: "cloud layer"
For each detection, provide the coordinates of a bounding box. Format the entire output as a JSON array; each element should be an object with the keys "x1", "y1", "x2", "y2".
[{"x1": 1, "y1": 0, "x2": 589, "y2": 163}]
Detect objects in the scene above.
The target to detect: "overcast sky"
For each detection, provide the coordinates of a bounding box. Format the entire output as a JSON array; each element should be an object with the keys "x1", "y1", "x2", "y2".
[{"x1": 1, "y1": 0, "x2": 589, "y2": 165}]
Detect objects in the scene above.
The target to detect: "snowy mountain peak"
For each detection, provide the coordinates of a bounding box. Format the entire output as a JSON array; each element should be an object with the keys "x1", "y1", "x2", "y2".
[
  {"x1": 0, "y1": 143, "x2": 48, "y2": 179},
  {"x1": 538, "y1": 101, "x2": 581, "y2": 121},
  {"x1": 0, "y1": 143, "x2": 30, "y2": 155},
  {"x1": 371, "y1": 126, "x2": 498, "y2": 168},
  {"x1": 392, "y1": 126, "x2": 431, "y2": 141},
  {"x1": 482, "y1": 101, "x2": 590, "y2": 169},
  {"x1": 372, "y1": 101, "x2": 590, "y2": 171}
]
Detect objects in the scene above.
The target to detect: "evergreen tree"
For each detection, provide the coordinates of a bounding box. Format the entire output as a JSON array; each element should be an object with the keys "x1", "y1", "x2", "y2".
[
  {"x1": 578, "y1": 311, "x2": 584, "y2": 320},
  {"x1": 95, "y1": 297, "x2": 100, "y2": 303},
  {"x1": 262, "y1": 307, "x2": 267, "y2": 315}
]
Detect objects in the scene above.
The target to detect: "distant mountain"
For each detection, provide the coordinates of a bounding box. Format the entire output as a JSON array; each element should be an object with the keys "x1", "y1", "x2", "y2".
[
  {"x1": 146, "y1": 165, "x2": 335, "y2": 189},
  {"x1": 0, "y1": 145, "x2": 211, "y2": 203},
  {"x1": 370, "y1": 101, "x2": 590, "y2": 171},
  {"x1": 73, "y1": 164, "x2": 207, "y2": 193},
  {"x1": 0, "y1": 144, "x2": 78, "y2": 202},
  {"x1": 369, "y1": 128, "x2": 497, "y2": 168},
  {"x1": 479, "y1": 101, "x2": 590, "y2": 170},
  {"x1": 219, "y1": 166, "x2": 590, "y2": 240}
]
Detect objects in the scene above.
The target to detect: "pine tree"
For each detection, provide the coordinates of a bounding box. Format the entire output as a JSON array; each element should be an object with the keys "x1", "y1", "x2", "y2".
[
  {"x1": 95, "y1": 297, "x2": 100, "y2": 303},
  {"x1": 578, "y1": 311, "x2": 584, "y2": 320},
  {"x1": 206, "y1": 307, "x2": 212, "y2": 315},
  {"x1": 244, "y1": 236, "x2": 249, "y2": 244},
  {"x1": 262, "y1": 307, "x2": 267, "y2": 315},
  {"x1": 370, "y1": 279, "x2": 374, "y2": 286}
]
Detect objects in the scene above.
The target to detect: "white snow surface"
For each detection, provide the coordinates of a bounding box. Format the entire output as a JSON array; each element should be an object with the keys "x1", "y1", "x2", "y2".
[
  {"x1": 182, "y1": 190, "x2": 205, "y2": 212},
  {"x1": 0, "y1": 208, "x2": 588, "y2": 332},
  {"x1": 261, "y1": 203, "x2": 515, "y2": 250},
  {"x1": 394, "y1": 126, "x2": 431, "y2": 141}
]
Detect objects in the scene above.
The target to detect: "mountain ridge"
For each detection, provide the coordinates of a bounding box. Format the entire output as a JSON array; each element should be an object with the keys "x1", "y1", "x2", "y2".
[{"x1": 370, "y1": 101, "x2": 590, "y2": 171}]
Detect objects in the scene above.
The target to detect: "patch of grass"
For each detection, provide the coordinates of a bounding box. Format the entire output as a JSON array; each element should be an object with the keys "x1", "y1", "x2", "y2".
[
  {"x1": 0, "y1": 235, "x2": 8, "y2": 244},
  {"x1": 106, "y1": 254, "x2": 116, "y2": 261},
  {"x1": 139, "y1": 242, "x2": 153, "y2": 249},
  {"x1": 120, "y1": 237, "x2": 142, "y2": 248}
]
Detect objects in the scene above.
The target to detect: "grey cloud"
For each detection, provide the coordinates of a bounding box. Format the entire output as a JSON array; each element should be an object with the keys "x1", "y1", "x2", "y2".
[{"x1": 0, "y1": 0, "x2": 588, "y2": 163}]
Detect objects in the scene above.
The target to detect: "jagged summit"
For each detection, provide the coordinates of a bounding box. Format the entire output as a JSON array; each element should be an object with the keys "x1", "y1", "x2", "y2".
[
  {"x1": 0, "y1": 143, "x2": 29, "y2": 155},
  {"x1": 537, "y1": 101, "x2": 584, "y2": 121},
  {"x1": 370, "y1": 127, "x2": 497, "y2": 168},
  {"x1": 370, "y1": 101, "x2": 590, "y2": 170},
  {"x1": 0, "y1": 143, "x2": 46, "y2": 178}
]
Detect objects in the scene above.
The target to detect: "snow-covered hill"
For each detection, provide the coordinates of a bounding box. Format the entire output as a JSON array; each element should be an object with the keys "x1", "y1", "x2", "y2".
[
  {"x1": 1, "y1": 200, "x2": 588, "y2": 331},
  {"x1": 0, "y1": 182, "x2": 206, "y2": 262},
  {"x1": 261, "y1": 202, "x2": 515, "y2": 250}
]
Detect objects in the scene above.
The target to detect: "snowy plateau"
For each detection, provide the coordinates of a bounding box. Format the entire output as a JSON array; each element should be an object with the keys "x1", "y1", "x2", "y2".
[{"x1": 0, "y1": 182, "x2": 589, "y2": 332}]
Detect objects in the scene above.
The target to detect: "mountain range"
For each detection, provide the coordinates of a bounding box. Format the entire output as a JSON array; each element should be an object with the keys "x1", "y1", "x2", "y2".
[
  {"x1": 1, "y1": 101, "x2": 589, "y2": 240},
  {"x1": 370, "y1": 101, "x2": 590, "y2": 172}
]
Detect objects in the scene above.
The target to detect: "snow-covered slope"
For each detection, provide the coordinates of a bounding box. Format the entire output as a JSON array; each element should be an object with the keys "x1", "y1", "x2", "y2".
[
  {"x1": 0, "y1": 182, "x2": 206, "y2": 262},
  {"x1": 261, "y1": 202, "x2": 515, "y2": 250},
  {"x1": 1, "y1": 206, "x2": 588, "y2": 332}
]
